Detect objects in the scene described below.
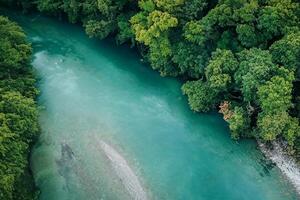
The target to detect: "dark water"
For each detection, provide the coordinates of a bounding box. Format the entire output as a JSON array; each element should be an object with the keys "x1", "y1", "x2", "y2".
[{"x1": 3, "y1": 10, "x2": 298, "y2": 200}]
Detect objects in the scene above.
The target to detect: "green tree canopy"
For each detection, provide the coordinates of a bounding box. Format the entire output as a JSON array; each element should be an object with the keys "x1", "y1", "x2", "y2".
[
  {"x1": 205, "y1": 49, "x2": 238, "y2": 91},
  {"x1": 182, "y1": 80, "x2": 218, "y2": 112},
  {"x1": 0, "y1": 15, "x2": 39, "y2": 200}
]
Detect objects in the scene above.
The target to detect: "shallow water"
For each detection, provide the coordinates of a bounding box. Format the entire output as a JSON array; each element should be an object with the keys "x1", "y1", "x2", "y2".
[{"x1": 3, "y1": 11, "x2": 298, "y2": 200}]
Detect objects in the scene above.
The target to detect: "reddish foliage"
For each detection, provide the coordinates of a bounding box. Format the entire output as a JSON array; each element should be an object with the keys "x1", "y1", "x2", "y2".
[{"x1": 219, "y1": 101, "x2": 233, "y2": 121}]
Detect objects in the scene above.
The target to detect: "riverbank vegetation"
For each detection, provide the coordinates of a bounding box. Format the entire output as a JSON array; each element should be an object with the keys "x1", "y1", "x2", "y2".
[
  {"x1": 0, "y1": 16, "x2": 39, "y2": 199},
  {"x1": 0, "y1": 1, "x2": 299, "y2": 199},
  {"x1": 1, "y1": 0, "x2": 300, "y2": 171}
]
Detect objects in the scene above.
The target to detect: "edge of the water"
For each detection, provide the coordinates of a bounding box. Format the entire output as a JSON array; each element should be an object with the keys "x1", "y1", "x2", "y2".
[{"x1": 258, "y1": 141, "x2": 300, "y2": 196}]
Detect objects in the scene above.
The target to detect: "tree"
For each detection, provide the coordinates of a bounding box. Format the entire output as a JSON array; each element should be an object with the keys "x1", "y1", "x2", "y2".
[
  {"x1": 176, "y1": 0, "x2": 208, "y2": 22},
  {"x1": 0, "y1": 91, "x2": 39, "y2": 200},
  {"x1": 205, "y1": 49, "x2": 238, "y2": 91},
  {"x1": 62, "y1": 0, "x2": 80, "y2": 23},
  {"x1": 116, "y1": 13, "x2": 135, "y2": 44},
  {"x1": 131, "y1": 9, "x2": 178, "y2": 75},
  {"x1": 0, "y1": 16, "x2": 39, "y2": 200},
  {"x1": 236, "y1": 24, "x2": 259, "y2": 47},
  {"x1": 85, "y1": 19, "x2": 115, "y2": 39},
  {"x1": 283, "y1": 117, "x2": 300, "y2": 148},
  {"x1": 219, "y1": 102, "x2": 250, "y2": 139},
  {"x1": 257, "y1": 68, "x2": 294, "y2": 114},
  {"x1": 257, "y1": 0, "x2": 299, "y2": 40},
  {"x1": 257, "y1": 68, "x2": 296, "y2": 143},
  {"x1": 257, "y1": 112, "x2": 289, "y2": 141},
  {"x1": 172, "y1": 41, "x2": 208, "y2": 78},
  {"x1": 270, "y1": 31, "x2": 300, "y2": 72},
  {"x1": 234, "y1": 48, "x2": 277, "y2": 102},
  {"x1": 36, "y1": 0, "x2": 63, "y2": 17},
  {"x1": 153, "y1": 0, "x2": 184, "y2": 13},
  {"x1": 0, "y1": 16, "x2": 32, "y2": 79},
  {"x1": 182, "y1": 80, "x2": 218, "y2": 112}
]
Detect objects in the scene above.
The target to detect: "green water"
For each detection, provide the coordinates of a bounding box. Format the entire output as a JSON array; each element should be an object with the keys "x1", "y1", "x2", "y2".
[{"x1": 5, "y1": 12, "x2": 298, "y2": 200}]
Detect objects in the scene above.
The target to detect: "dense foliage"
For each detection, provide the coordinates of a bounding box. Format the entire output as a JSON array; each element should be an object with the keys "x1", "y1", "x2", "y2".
[
  {"x1": 1, "y1": 0, "x2": 300, "y2": 174},
  {"x1": 0, "y1": 16, "x2": 39, "y2": 200}
]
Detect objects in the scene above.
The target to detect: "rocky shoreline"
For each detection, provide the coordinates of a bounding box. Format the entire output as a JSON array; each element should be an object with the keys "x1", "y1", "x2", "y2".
[{"x1": 258, "y1": 141, "x2": 300, "y2": 195}]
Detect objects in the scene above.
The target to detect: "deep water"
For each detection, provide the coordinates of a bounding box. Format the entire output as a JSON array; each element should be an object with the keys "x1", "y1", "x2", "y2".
[{"x1": 3, "y1": 11, "x2": 298, "y2": 200}]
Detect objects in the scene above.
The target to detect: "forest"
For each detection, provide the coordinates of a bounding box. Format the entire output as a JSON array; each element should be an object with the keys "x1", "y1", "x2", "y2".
[
  {"x1": 0, "y1": 15, "x2": 39, "y2": 199},
  {"x1": 0, "y1": 0, "x2": 299, "y2": 199}
]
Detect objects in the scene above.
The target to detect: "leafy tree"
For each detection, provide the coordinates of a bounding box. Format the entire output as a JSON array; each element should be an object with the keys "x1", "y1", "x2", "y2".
[
  {"x1": 131, "y1": 9, "x2": 178, "y2": 75},
  {"x1": 205, "y1": 49, "x2": 238, "y2": 91},
  {"x1": 62, "y1": 0, "x2": 80, "y2": 23},
  {"x1": 236, "y1": 24, "x2": 259, "y2": 47},
  {"x1": 172, "y1": 41, "x2": 208, "y2": 78},
  {"x1": 0, "y1": 16, "x2": 39, "y2": 200},
  {"x1": 257, "y1": 68, "x2": 296, "y2": 143},
  {"x1": 235, "y1": 48, "x2": 277, "y2": 102},
  {"x1": 0, "y1": 91, "x2": 39, "y2": 200},
  {"x1": 36, "y1": 0, "x2": 63, "y2": 17},
  {"x1": 217, "y1": 30, "x2": 242, "y2": 52},
  {"x1": 116, "y1": 13, "x2": 135, "y2": 44},
  {"x1": 153, "y1": 0, "x2": 184, "y2": 13},
  {"x1": 258, "y1": 0, "x2": 299, "y2": 40},
  {"x1": 219, "y1": 102, "x2": 250, "y2": 139},
  {"x1": 283, "y1": 117, "x2": 300, "y2": 148},
  {"x1": 182, "y1": 80, "x2": 218, "y2": 112},
  {"x1": 176, "y1": 0, "x2": 208, "y2": 22},
  {"x1": 257, "y1": 68, "x2": 294, "y2": 114},
  {"x1": 257, "y1": 112, "x2": 289, "y2": 141},
  {"x1": 0, "y1": 16, "x2": 32, "y2": 79},
  {"x1": 270, "y1": 31, "x2": 300, "y2": 72},
  {"x1": 85, "y1": 19, "x2": 115, "y2": 39},
  {"x1": 183, "y1": 18, "x2": 214, "y2": 46}
]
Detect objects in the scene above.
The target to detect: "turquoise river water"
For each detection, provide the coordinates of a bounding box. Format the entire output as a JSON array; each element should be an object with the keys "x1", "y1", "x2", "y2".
[{"x1": 3, "y1": 11, "x2": 299, "y2": 200}]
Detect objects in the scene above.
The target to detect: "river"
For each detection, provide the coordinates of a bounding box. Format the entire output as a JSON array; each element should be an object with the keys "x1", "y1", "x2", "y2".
[{"x1": 3, "y1": 11, "x2": 298, "y2": 200}]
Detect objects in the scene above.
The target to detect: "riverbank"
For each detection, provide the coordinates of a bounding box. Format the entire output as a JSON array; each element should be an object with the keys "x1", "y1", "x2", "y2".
[{"x1": 259, "y1": 141, "x2": 300, "y2": 195}]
